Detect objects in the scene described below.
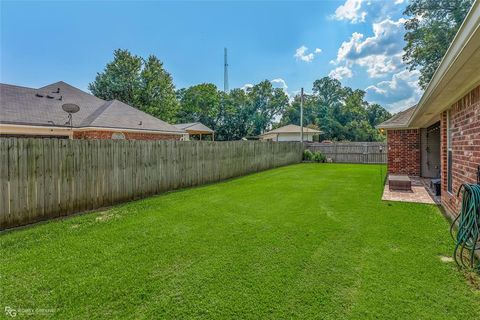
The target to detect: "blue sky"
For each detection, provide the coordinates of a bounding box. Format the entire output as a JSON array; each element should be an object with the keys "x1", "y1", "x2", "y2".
[{"x1": 1, "y1": 0, "x2": 421, "y2": 112}]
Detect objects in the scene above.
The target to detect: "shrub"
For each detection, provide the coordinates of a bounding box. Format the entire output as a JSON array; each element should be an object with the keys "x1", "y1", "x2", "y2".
[
  {"x1": 303, "y1": 149, "x2": 314, "y2": 161},
  {"x1": 313, "y1": 151, "x2": 326, "y2": 163}
]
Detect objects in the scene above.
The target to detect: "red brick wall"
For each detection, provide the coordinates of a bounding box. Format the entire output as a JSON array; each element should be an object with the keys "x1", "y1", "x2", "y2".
[
  {"x1": 386, "y1": 129, "x2": 421, "y2": 176},
  {"x1": 73, "y1": 130, "x2": 182, "y2": 141},
  {"x1": 440, "y1": 85, "x2": 480, "y2": 216}
]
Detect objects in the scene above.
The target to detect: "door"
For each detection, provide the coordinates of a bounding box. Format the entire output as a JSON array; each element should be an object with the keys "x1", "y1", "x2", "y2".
[{"x1": 421, "y1": 122, "x2": 441, "y2": 178}]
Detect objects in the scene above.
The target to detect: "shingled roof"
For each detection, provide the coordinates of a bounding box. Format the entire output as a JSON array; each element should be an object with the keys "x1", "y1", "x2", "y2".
[
  {"x1": 261, "y1": 124, "x2": 321, "y2": 135},
  {"x1": 173, "y1": 122, "x2": 214, "y2": 133},
  {"x1": 0, "y1": 81, "x2": 185, "y2": 134},
  {"x1": 376, "y1": 106, "x2": 416, "y2": 129}
]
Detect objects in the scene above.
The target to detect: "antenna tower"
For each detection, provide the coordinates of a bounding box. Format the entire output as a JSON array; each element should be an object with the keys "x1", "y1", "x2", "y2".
[{"x1": 224, "y1": 48, "x2": 229, "y2": 92}]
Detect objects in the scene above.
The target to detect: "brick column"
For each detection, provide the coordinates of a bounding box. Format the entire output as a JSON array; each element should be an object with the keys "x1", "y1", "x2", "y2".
[{"x1": 386, "y1": 129, "x2": 421, "y2": 176}]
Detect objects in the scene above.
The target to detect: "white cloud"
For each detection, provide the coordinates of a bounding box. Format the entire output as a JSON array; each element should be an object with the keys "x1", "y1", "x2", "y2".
[
  {"x1": 356, "y1": 53, "x2": 402, "y2": 78},
  {"x1": 294, "y1": 46, "x2": 314, "y2": 62},
  {"x1": 294, "y1": 45, "x2": 321, "y2": 62},
  {"x1": 241, "y1": 83, "x2": 253, "y2": 91},
  {"x1": 336, "y1": 18, "x2": 406, "y2": 62},
  {"x1": 332, "y1": 0, "x2": 367, "y2": 24},
  {"x1": 328, "y1": 66, "x2": 353, "y2": 80},
  {"x1": 336, "y1": 32, "x2": 364, "y2": 63},
  {"x1": 365, "y1": 69, "x2": 422, "y2": 112},
  {"x1": 242, "y1": 79, "x2": 290, "y2": 98},
  {"x1": 334, "y1": 18, "x2": 406, "y2": 78},
  {"x1": 329, "y1": 4, "x2": 418, "y2": 110},
  {"x1": 271, "y1": 78, "x2": 288, "y2": 91},
  {"x1": 270, "y1": 78, "x2": 291, "y2": 100}
]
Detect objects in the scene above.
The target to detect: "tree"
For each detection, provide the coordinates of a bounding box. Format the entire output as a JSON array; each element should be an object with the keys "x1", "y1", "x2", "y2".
[
  {"x1": 175, "y1": 77, "x2": 388, "y2": 142},
  {"x1": 175, "y1": 80, "x2": 289, "y2": 140},
  {"x1": 403, "y1": 0, "x2": 473, "y2": 89},
  {"x1": 279, "y1": 76, "x2": 391, "y2": 142},
  {"x1": 89, "y1": 49, "x2": 179, "y2": 122},
  {"x1": 215, "y1": 89, "x2": 252, "y2": 140},
  {"x1": 344, "y1": 120, "x2": 380, "y2": 142},
  {"x1": 311, "y1": 77, "x2": 346, "y2": 140},
  {"x1": 312, "y1": 77, "x2": 345, "y2": 108},
  {"x1": 366, "y1": 103, "x2": 392, "y2": 127},
  {"x1": 280, "y1": 94, "x2": 316, "y2": 128},
  {"x1": 176, "y1": 83, "x2": 221, "y2": 130},
  {"x1": 339, "y1": 89, "x2": 368, "y2": 125},
  {"x1": 137, "y1": 55, "x2": 179, "y2": 122},
  {"x1": 89, "y1": 49, "x2": 142, "y2": 107},
  {"x1": 248, "y1": 80, "x2": 289, "y2": 135}
]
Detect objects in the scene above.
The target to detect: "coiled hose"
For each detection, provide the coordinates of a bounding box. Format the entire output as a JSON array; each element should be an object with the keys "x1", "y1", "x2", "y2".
[{"x1": 450, "y1": 183, "x2": 480, "y2": 271}]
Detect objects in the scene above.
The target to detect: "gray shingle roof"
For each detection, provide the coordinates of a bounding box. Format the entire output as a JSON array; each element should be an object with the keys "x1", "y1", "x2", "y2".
[
  {"x1": 173, "y1": 122, "x2": 214, "y2": 133},
  {"x1": 0, "y1": 81, "x2": 185, "y2": 134},
  {"x1": 376, "y1": 105, "x2": 416, "y2": 129},
  {"x1": 261, "y1": 124, "x2": 322, "y2": 135}
]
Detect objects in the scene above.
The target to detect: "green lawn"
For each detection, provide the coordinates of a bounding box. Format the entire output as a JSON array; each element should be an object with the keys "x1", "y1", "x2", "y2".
[{"x1": 1, "y1": 164, "x2": 479, "y2": 319}]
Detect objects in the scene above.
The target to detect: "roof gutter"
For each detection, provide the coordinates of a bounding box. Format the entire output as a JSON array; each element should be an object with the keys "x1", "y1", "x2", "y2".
[
  {"x1": 0, "y1": 123, "x2": 186, "y2": 135},
  {"x1": 376, "y1": 125, "x2": 415, "y2": 130},
  {"x1": 74, "y1": 126, "x2": 186, "y2": 135}
]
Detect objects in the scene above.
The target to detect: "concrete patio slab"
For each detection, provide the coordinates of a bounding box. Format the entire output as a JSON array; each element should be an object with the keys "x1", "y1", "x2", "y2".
[{"x1": 382, "y1": 179, "x2": 437, "y2": 204}]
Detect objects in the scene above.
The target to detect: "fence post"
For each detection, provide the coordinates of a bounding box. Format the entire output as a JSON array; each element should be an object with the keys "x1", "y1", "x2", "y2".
[{"x1": 363, "y1": 144, "x2": 367, "y2": 164}]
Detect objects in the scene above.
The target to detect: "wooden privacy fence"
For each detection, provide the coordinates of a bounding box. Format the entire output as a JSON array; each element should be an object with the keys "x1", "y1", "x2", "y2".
[
  {"x1": 305, "y1": 142, "x2": 387, "y2": 164},
  {"x1": 0, "y1": 138, "x2": 302, "y2": 229}
]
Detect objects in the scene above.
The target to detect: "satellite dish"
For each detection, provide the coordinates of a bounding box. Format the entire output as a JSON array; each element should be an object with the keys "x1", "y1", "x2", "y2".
[
  {"x1": 62, "y1": 103, "x2": 80, "y2": 114},
  {"x1": 62, "y1": 103, "x2": 80, "y2": 128}
]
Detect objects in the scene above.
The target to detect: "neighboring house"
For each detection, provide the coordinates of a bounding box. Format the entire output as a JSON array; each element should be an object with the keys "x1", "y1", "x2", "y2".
[
  {"x1": 260, "y1": 124, "x2": 321, "y2": 142},
  {"x1": 173, "y1": 122, "x2": 214, "y2": 140},
  {"x1": 377, "y1": 1, "x2": 480, "y2": 216},
  {"x1": 0, "y1": 81, "x2": 186, "y2": 140}
]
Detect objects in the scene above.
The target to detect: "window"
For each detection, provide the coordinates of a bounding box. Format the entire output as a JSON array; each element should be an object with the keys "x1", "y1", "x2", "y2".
[
  {"x1": 112, "y1": 132, "x2": 126, "y2": 140},
  {"x1": 447, "y1": 111, "x2": 453, "y2": 193}
]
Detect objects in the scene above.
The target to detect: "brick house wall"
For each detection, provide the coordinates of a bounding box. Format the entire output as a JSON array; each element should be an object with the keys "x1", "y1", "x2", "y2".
[
  {"x1": 73, "y1": 130, "x2": 182, "y2": 141},
  {"x1": 440, "y1": 85, "x2": 480, "y2": 216},
  {"x1": 386, "y1": 129, "x2": 421, "y2": 176}
]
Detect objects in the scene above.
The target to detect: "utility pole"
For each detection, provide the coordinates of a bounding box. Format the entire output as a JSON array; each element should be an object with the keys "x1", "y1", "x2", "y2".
[
  {"x1": 300, "y1": 88, "x2": 304, "y2": 143},
  {"x1": 224, "y1": 48, "x2": 229, "y2": 93}
]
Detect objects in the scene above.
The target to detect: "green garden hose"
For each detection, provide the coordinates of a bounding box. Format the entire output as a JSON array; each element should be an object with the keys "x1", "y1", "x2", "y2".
[{"x1": 450, "y1": 183, "x2": 480, "y2": 271}]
